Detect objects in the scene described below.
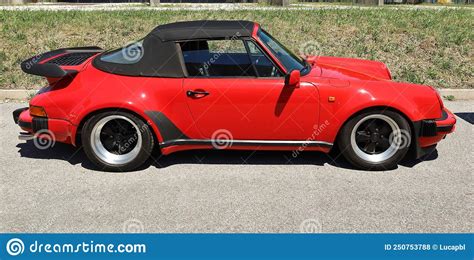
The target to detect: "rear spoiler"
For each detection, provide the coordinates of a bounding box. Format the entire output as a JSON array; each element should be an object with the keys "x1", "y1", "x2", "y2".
[{"x1": 20, "y1": 46, "x2": 103, "y2": 78}]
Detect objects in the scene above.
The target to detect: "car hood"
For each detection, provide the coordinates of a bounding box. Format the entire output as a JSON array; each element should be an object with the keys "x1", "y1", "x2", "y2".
[{"x1": 305, "y1": 56, "x2": 392, "y2": 81}]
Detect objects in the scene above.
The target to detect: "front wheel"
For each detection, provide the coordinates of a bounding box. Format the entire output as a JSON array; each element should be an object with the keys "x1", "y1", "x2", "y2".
[
  {"x1": 338, "y1": 110, "x2": 411, "y2": 170},
  {"x1": 82, "y1": 111, "x2": 154, "y2": 172}
]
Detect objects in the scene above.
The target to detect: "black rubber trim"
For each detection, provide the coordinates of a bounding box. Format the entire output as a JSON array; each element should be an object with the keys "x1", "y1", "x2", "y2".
[
  {"x1": 419, "y1": 120, "x2": 437, "y2": 137},
  {"x1": 12, "y1": 107, "x2": 28, "y2": 124},
  {"x1": 437, "y1": 110, "x2": 448, "y2": 121},
  {"x1": 415, "y1": 110, "x2": 452, "y2": 138},
  {"x1": 18, "y1": 120, "x2": 32, "y2": 129},
  {"x1": 160, "y1": 139, "x2": 333, "y2": 149},
  {"x1": 412, "y1": 116, "x2": 453, "y2": 158},
  {"x1": 145, "y1": 111, "x2": 189, "y2": 141},
  {"x1": 32, "y1": 117, "x2": 48, "y2": 132},
  {"x1": 436, "y1": 125, "x2": 453, "y2": 133}
]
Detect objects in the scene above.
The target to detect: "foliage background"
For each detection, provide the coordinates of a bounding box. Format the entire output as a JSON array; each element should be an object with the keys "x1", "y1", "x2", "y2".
[{"x1": 0, "y1": 9, "x2": 472, "y2": 89}]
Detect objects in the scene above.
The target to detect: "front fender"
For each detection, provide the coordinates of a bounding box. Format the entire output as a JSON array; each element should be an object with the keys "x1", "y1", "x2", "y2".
[{"x1": 315, "y1": 80, "x2": 441, "y2": 143}]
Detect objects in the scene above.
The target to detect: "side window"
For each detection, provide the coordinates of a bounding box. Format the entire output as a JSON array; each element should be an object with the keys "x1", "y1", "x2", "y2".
[
  {"x1": 180, "y1": 39, "x2": 256, "y2": 77},
  {"x1": 245, "y1": 41, "x2": 282, "y2": 77},
  {"x1": 100, "y1": 40, "x2": 144, "y2": 64}
]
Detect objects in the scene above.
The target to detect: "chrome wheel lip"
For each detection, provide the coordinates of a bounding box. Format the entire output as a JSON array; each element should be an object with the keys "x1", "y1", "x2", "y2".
[
  {"x1": 350, "y1": 114, "x2": 400, "y2": 163},
  {"x1": 90, "y1": 115, "x2": 142, "y2": 165}
]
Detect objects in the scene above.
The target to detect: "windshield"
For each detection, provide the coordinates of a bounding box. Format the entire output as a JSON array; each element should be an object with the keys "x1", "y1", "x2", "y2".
[{"x1": 257, "y1": 29, "x2": 309, "y2": 75}]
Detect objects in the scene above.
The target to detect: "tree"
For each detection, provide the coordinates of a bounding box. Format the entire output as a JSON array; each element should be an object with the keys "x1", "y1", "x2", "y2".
[
  {"x1": 269, "y1": 0, "x2": 290, "y2": 6},
  {"x1": 150, "y1": 0, "x2": 160, "y2": 6}
]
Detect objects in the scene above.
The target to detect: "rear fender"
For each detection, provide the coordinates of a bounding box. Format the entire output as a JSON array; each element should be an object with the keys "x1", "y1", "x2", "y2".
[{"x1": 70, "y1": 104, "x2": 165, "y2": 147}]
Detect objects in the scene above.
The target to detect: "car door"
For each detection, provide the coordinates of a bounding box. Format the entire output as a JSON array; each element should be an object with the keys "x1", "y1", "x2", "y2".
[{"x1": 181, "y1": 39, "x2": 319, "y2": 141}]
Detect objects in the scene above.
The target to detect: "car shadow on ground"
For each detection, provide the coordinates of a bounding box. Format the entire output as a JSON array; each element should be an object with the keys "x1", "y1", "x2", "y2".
[
  {"x1": 400, "y1": 150, "x2": 438, "y2": 167},
  {"x1": 454, "y1": 112, "x2": 474, "y2": 125},
  {"x1": 16, "y1": 141, "x2": 437, "y2": 172}
]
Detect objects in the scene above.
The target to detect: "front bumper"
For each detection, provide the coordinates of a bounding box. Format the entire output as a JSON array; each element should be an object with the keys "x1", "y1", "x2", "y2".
[
  {"x1": 418, "y1": 109, "x2": 456, "y2": 137},
  {"x1": 13, "y1": 107, "x2": 74, "y2": 144},
  {"x1": 413, "y1": 108, "x2": 456, "y2": 158}
]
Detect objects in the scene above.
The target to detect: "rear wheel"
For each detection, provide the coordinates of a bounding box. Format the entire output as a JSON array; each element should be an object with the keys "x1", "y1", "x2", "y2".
[
  {"x1": 82, "y1": 111, "x2": 154, "y2": 172},
  {"x1": 338, "y1": 110, "x2": 411, "y2": 170}
]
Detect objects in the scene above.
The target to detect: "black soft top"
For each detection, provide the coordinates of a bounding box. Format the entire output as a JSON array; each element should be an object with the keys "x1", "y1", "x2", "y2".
[
  {"x1": 150, "y1": 20, "x2": 255, "y2": 41},
  {"x1": 93, "y1": 20, "x2": 256, "y2": 78}
]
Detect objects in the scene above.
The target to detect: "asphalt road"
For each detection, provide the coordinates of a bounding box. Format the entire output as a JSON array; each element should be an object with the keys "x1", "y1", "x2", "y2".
[{"x1": 0, "y1": 101, "x2": 472, "y2": 233}]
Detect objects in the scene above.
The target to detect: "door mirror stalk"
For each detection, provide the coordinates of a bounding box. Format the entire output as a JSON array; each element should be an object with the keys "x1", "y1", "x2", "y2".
[{"x1": 285, "y1": 70, "x2": 300, "y2": 88}]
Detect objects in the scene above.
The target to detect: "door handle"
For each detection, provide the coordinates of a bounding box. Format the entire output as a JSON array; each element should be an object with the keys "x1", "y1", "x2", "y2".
[{"x1": 186, "y1": 90, "x2": 210, "y2": 98}]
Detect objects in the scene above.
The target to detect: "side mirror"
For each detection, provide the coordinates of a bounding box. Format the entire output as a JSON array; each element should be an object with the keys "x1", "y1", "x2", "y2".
[{"x1": 285, "y1": 70, "x2": 300, "y2": 88}]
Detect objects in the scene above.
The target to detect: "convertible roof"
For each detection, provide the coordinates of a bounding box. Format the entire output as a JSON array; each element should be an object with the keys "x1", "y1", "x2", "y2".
[
  {"x1": 93, "y1": 20, "x2": 257, "y2": 78},
  {"x1": 149, "y1": 20, "x2": 256, "y2": 41}
]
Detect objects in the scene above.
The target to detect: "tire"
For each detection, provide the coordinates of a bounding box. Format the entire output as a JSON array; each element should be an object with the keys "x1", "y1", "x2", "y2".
[
  {"x1": 82, "y1": 111, "x2": 154, "y2": 172},
  {"x1": 337, "y1": 110, "x2": 411, "y2": 170}
]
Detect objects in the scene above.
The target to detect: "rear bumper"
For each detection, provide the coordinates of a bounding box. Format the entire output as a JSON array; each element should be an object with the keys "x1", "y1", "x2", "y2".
[
  {"x1": 413, "y1": 108, "x2": 456, "y2": 158},
  {"x1": 13, "y1": 107, "x2": 74, "y2": 144},
  {"x1": 13, "y1": 107, "x2": 28, "y2": 126}
]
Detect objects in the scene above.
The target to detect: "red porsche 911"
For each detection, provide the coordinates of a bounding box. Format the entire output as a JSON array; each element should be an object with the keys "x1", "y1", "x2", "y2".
[{"x1": 13, "y1": 20, "x2": 456, "y2": 171}]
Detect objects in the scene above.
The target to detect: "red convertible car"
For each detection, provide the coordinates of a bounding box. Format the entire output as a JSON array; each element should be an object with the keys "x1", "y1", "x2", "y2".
[{"x1": 13, "y1": 20, "x2": 456, "y2": 171}]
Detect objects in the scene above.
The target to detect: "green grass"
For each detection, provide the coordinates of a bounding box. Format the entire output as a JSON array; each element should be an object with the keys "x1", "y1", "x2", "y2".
[
  {"x1": 443, "y1": 94, "x2": 456, "y2": 101},
  {"x1": 0, "y1": 9, "x2": 472, "y2": 89}
]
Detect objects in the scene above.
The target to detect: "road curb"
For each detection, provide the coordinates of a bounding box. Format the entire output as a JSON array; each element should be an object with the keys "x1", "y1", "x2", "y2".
[
  {"x1": 438, "y1": 89, "x2": 474, "y2": 101},
  {"x1": 0, "y1": 88, "x2": 473, "y2": 101},
  {"x1": 0, "y1": 89, "x2": 36, "y2": 101}
]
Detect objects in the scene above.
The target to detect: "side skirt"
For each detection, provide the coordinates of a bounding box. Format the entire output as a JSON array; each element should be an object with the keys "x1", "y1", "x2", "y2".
[{"x1": 160, "y1": 139, "x2": 333, "y2": 149}]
